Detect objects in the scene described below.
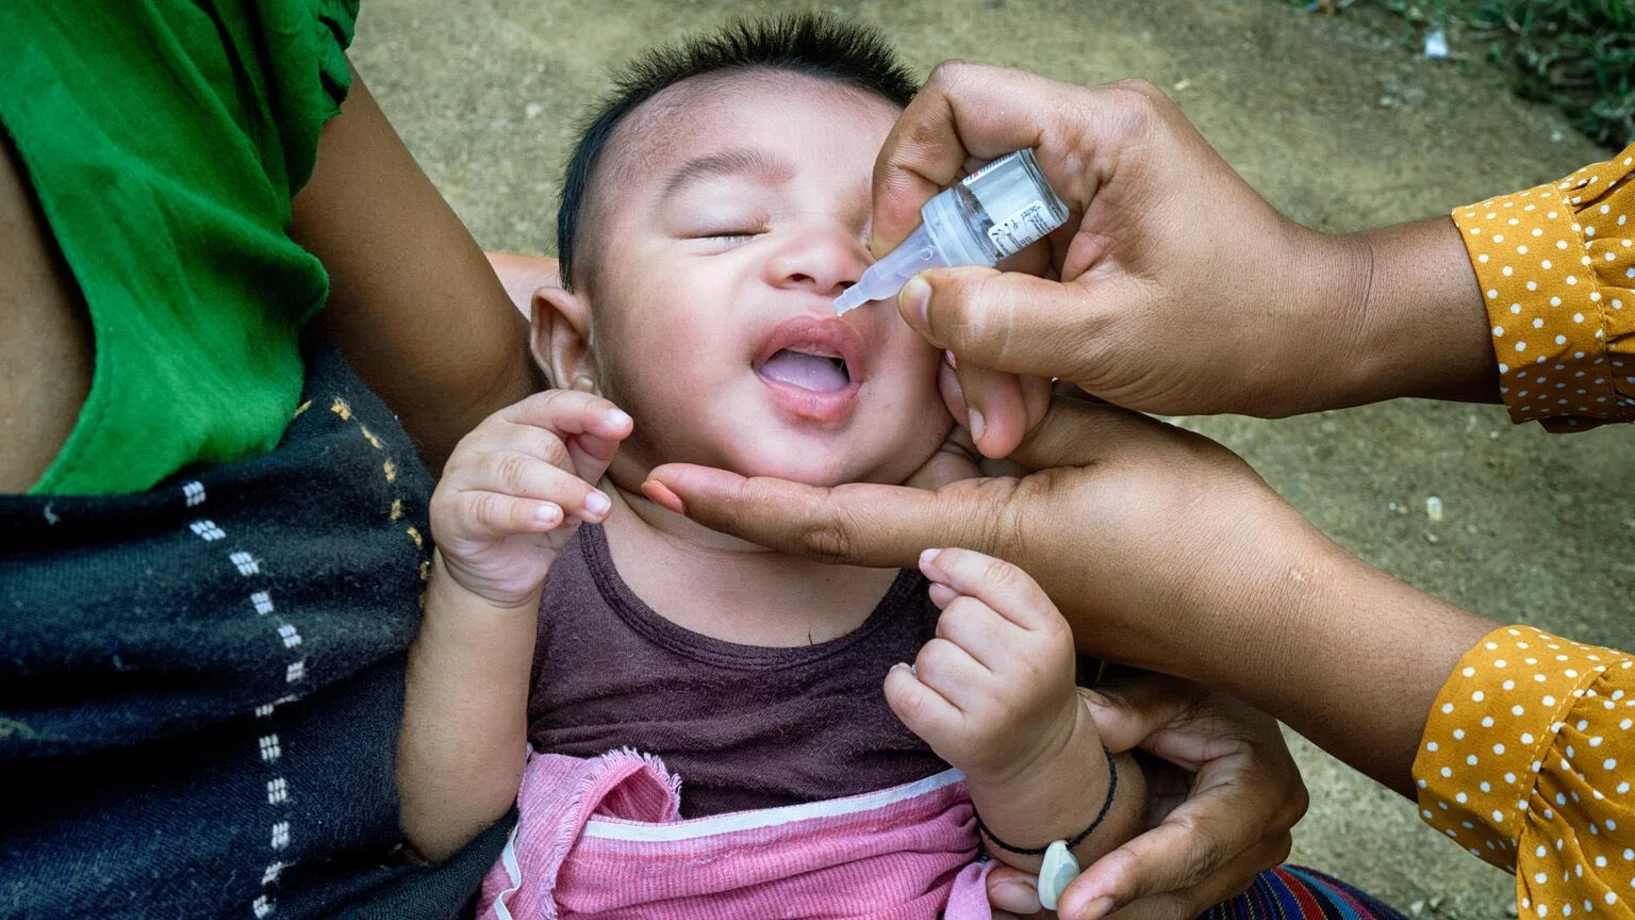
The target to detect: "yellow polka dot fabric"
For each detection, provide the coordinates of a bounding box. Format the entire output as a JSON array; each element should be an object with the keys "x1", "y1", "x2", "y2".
[
  {"x1": 1454, "y1": 143, "x2": 1635, "y2": 430},
  {"x1": 1414, "y1": 625, "x2": 1635, "y2": 916}
]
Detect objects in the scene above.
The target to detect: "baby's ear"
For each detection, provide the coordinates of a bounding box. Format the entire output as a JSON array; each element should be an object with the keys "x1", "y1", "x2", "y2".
[{"x1": 530, "y1": 286, "x2": 600, "y2": 393}]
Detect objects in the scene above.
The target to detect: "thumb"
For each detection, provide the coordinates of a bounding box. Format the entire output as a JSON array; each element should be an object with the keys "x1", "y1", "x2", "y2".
[
  {"x1": 986, "y1": 867, "x2": 1044, "y2": 915},
  {"x1": 1002, "y1": 396, "x2": 1167, "y2": 472},
  {"x1": 899, "y1": 266, "x2": 1101, "y2": 381},
  {"x1": 1078, "y1": 674, "x2": 1202, "y2": 753}
]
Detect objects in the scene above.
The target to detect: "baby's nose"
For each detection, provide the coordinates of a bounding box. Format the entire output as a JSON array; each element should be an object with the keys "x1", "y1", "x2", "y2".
[{"x1": 764, "y1": 227, "x2": 870, "y2": 296}]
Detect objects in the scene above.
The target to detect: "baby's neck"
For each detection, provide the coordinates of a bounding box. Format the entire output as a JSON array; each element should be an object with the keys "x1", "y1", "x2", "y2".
[{"x1": 597, "y1": 480, "x2": 902, "y2": 648}]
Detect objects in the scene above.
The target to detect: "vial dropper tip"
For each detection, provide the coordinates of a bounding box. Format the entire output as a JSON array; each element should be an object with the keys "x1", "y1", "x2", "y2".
[{"x1": 833, "y1": 288, "x2": 866, "y2": 316}]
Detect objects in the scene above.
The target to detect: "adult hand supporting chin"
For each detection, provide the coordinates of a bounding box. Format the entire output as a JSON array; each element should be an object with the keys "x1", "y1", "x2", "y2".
[
  {"x1": 642, "y1": 394, "x2": 1497, "y2": 797},
  {"x1": 987, "y1": 674, "x2": 1306, "y2": 920},
  {"x1": 865, "y1": 61, "x2": 1497, "y2": 458}
]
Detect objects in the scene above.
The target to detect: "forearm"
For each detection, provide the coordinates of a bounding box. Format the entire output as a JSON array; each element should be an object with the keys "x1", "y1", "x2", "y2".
[
  {"x1": 967, "y1": 703, "x2": 1147, "y2": 874},
  {"x1": 1318, "y1": 216, "x2": 1499, "y2": 410},
  {"x1": 398, "y1": 556, "x2": 539, "y2": 861},
  {"x1": 292, "y1": 63, "x2": 537, "y2": 474},
  {"x1": 1174, "y1": 529, "x2": 1496, "y2": 797}
]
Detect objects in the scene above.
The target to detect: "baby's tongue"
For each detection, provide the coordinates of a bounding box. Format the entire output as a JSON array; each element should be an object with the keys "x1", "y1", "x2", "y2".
[{"x1": 759, "y1": 349, "x2": 849, "y2": 392}]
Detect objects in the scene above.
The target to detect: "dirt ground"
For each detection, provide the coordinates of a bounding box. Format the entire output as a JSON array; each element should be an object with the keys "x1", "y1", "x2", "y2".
[{"x1": 351, "y1": 2, "x2": 1632, "y2": 916}]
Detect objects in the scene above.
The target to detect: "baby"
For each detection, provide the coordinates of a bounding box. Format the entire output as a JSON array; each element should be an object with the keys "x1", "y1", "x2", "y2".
[{"x1": 398, "y1": 16, "x2": 1144, "y2": 917}]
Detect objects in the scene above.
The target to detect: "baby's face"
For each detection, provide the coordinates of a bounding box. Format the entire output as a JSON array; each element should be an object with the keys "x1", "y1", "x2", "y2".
[{"x1": 577, "y1": 71, "x2": 949, "y2": 488}]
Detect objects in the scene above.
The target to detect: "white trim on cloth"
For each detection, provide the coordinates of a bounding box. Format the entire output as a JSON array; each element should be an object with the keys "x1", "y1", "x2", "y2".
[{"x1": 581, "y1": 768, "x2": 965, "y2": 841}]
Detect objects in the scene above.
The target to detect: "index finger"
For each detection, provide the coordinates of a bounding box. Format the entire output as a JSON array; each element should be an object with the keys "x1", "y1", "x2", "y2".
[
  {"x1": 641, "y1": 464, "x2": 1010, "y2": 568},
  {"x1": 498, "y1": 389, "x2": 632, "y2": 441},
  {"x1": 871, "y1": 61, "x2": 1103, "y2": 256},
  {"x1": 643, "y1": 400, "x2": 1167, "y2": 564}
]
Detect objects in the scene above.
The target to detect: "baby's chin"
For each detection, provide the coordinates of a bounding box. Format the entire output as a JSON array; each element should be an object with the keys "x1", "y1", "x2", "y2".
[
  {"x1": 705, "y1": 429, "x2": 949, "y2": 488},
  {"x1": 606, "y1": 410, "x2": 955, "y2": 491},
  {"x1": 615, "y1": 438, "x2": 933, "y2": 490},
  {"x1": 724, "y1": 455, "x2": 879, "y2": 489}
]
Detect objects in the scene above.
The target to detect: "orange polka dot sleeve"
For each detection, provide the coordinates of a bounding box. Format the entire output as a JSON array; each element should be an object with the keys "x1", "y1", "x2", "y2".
[
  {"x1": 1414, "y1": 625, "x2": 1635, "y2": 916},
  {"x1": 1453, "y1": 143, "x2": 1635, "y2": 430}
]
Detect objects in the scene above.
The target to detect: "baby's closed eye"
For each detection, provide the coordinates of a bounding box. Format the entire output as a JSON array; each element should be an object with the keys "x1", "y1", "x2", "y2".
[{"x1": 681, "y1": 221, "x2": 770, "y2": 250}]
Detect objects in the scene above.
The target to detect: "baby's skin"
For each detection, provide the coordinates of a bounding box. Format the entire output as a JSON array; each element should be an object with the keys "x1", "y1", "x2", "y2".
[{"x1": 396, "y1": 68, "x2": 1145, "y2": 912}]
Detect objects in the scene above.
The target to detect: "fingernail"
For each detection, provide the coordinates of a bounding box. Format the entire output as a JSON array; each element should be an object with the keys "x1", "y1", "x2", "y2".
[
  {"x1": 968, "y1": 408, "x2": 985, "y2": 444},
  {"x1": 607, "y1": 408, "x2": 632, "y2": 428},
  {"x1": 900, "y1": 276, "x2": 931, "y2": 329},
  {"x1": 535, "y1": 504, "x2": 561, "y2": 525},
  {"x1": 943, "y1": 349, "x2": 957, "y2": 369},
  {"x1": 640, "y1": 480, "x2": 686, "y2": 515},
  {"x1": 918, "y1": 548, "x2": 942, "y2": 568},
  {"x1": 585, "y1": 490, "x2": 611, "y2": 516}
]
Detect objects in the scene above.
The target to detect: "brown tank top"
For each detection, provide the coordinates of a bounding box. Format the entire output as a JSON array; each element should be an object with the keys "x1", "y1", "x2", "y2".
[{"x1": 527, "y1": 524, "x2": 948, "y2": 817}]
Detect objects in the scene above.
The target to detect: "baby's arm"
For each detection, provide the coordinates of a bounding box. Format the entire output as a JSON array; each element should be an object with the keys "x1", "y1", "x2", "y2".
[
  {"x1": 398, "y1": 391, "x2": 631, "y2": 861},
  {"x1": 887, "y1": 549, "x2": 1146, "y2": 889}
]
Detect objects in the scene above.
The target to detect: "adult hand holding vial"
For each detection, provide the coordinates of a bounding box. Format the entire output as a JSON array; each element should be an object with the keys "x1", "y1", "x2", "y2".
[
  {"x1": 834, "y1": 148, "x2": 1068, "y2": 315},
  {"x1": 863, "y1": 62, "x2": 1494, "y2": 459}
]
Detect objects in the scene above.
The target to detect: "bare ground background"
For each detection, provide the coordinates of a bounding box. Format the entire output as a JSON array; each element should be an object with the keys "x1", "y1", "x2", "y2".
[{"x1": 350, "y1": 3, "x2": 1634, "y2": 916}]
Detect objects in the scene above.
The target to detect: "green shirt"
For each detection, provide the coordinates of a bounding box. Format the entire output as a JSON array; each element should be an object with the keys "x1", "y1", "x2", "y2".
[{"x1": 1, "y1": 0, "x2": 359, "y2": 495}]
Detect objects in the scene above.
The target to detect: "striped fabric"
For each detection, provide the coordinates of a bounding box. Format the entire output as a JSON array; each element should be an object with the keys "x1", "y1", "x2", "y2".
[
  {"x1": 1205, "y1": 866, "x2": 1409, "y2": 920},
  {"x1": 480, "y1": 749, "x2": 990, "y2": 919}
]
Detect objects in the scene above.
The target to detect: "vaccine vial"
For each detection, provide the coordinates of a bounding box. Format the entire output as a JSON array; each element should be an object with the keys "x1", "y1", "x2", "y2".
[{"x1": 834, "y1": 148, "x2": 1069, "y2": 315}]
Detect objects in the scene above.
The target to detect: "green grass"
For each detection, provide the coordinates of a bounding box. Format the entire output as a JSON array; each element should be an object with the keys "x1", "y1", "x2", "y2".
[{"x1": 1308, "y1": 0, "x2": 1635, "y2": 150}]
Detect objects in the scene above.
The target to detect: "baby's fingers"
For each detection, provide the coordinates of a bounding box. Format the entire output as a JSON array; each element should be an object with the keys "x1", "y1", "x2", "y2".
[
  {"x1": 467, "y1": 452, "x2": 611, "y2": 525},
  {"x1": 565, "y1": 432, "x2": 624, "y2": 487},
  {"x1": 500, "y1": 389, "x2": 633, "y2": 442},
  {"x1": 919, "y1": 547, "x2": 1063, "y2": 633},
  {"x1": 883, "y1": 660, "x2": 964, "y2": 751},
  {"x1": 934, "y1": 597, "x2": 1025, "y2": 672},
  {"x1": 442, "y1": 490, "x2": 563, "y2": 542}
]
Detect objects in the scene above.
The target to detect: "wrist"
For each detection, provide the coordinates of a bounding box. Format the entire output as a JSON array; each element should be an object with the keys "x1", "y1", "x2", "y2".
[
  {"x1": 1325, "y1": 218, "x2": 1499, "y2": 410},
  {"x1": 1222, "y1": 221, "x2": 1376, "y2": 418},
  {"x1": 964, "y1": 701, "x2": 1136, "y2": 868},
  {"x1": 426, "y1": 552, "x2": 543, "y2": 619}
]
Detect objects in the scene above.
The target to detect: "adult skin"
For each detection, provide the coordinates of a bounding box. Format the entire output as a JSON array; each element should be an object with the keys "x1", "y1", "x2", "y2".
[
  {"x1": 869, "y1": 62, "x2": 1498, "y2": 457},
  {"x1": 642, "y1": 60, "x2": 1512, "y2": 919}
]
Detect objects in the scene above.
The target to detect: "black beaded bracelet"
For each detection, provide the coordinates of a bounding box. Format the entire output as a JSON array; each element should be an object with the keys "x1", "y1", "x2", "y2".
[{"x1": 974, "y1": 746, "x2": 1118, "y2": 856}]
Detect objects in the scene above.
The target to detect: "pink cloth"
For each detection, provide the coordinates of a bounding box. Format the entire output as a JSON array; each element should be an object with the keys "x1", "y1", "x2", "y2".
[{"x1": 479, "y1": 748, "x2": 992, "y2": 920}]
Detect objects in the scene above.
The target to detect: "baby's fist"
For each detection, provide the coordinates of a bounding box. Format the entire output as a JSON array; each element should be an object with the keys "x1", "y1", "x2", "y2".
[
  {"x1": 431, "y1": 390, "x2": 631, "y2": 608},
  {"x1": 885, "y1": 548, "x2": 1082, "y2": 786}
]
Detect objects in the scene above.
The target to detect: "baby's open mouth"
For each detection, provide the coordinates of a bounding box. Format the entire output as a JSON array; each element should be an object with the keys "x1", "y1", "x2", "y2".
[
  {"x1": 757, "y1": 347, "x2": 851, "y2": 392},
  {"x1": 752, "y1": 316, "x2": 867, "y2": 405}
]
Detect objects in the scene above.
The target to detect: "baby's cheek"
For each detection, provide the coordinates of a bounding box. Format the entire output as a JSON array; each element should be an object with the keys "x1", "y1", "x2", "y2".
[{"x1": 863, "y1": 376, "x2": 955, "y2": 485}]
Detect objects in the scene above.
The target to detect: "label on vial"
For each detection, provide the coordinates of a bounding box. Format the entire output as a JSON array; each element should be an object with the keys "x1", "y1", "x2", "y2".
[
  {"x1": 964, "y1": 151, "x2": 1019, "y2": 185},
  {"x1": 987, "y1": 200, "x2": 1051, "y2": 255}
]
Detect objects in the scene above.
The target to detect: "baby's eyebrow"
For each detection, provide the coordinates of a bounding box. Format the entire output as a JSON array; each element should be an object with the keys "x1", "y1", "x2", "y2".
[{"x1": 659, "y1": 147, "x2": 796, "y2": 200}]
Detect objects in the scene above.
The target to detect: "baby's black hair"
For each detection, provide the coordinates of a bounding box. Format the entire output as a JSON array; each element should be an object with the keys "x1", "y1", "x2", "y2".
[{"x1": 556, "y1": 14, "x2": 918, "y2": 288}]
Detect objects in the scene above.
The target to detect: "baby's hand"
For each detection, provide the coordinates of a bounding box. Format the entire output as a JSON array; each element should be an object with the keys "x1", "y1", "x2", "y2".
[
  {"x1": 430, "y1": 391, "x2": 632, "y2": 608},
  {"x1": 886, "y1": 547, "x2": 1085, "y2": 789}
]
